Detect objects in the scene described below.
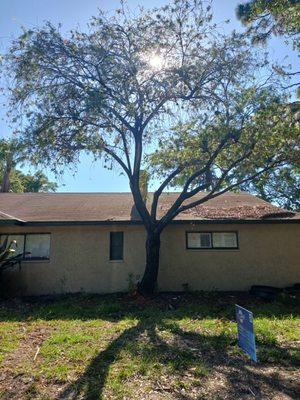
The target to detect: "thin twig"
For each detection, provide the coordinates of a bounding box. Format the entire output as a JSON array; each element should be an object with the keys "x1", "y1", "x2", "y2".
[{"x1": 33, "y1": 346, "x2": 40, "y2": 361}]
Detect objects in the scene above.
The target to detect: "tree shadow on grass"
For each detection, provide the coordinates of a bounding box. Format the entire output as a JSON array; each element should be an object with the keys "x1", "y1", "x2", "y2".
[
  {"x1": 0, "y1": 293, "x2": 299, "y2": 399},
  {"x1": 58, "y1": 313, "x2": 299, "y2": 400},
  {"x1": 58, "y1": 319, "x2": 145, "y2": 399}
]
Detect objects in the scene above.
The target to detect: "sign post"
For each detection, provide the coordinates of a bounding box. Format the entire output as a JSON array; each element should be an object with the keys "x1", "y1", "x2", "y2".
[{"x1": 235, "y1": 305, "x2": 257, "y2": 362}]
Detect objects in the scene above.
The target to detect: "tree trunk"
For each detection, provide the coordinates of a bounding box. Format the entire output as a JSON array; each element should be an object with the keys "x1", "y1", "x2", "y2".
[
  {"x1": 1, "y1": 166, "x2": 11, "y2": 193},
  {"x1": 138, "y1": 232, "x2": 161, "y2": 296}
]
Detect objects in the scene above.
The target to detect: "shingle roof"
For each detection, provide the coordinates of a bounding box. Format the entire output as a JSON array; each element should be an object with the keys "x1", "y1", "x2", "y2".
[
  {"x1": 158, "y1": 192, "x2": 298, "y2": 221},
  {"x1": 0, "y1": 192, "x2": 297, "y2": 224}
]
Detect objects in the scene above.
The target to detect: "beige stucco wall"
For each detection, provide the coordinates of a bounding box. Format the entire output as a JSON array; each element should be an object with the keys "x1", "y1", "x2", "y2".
[
  {"x1": 159, "y1": 223, "x2": 300, "y2": 291},
  {"x1": 1, "y1": 223, "x2": 299, "y2": 295}
]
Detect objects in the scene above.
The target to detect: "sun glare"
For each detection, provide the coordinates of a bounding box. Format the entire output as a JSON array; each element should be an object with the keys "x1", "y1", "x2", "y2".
[{"x1": 149, "y1": 54, "x2": 164, "y2": 70}]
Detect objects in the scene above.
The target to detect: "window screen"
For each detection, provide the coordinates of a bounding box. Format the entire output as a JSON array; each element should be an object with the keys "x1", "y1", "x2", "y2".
[
  {"x1": 186, "y1": 231, "x2": 238, "y2": 249},
  {"x1": 212, "y1": 232, "x2": 237, "y2": 248},
  {"x1": 25, "y1": 234, "x2": 50, "y2": 260},
  {"x1": 187, "y1": 232, "x2": 212, "y2": 249},
  {"x1": 110, "y1": 232, "x2": 124, "y2": 260}
]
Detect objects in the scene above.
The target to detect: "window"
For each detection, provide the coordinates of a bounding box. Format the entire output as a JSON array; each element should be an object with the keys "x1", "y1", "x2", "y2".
[
  {"x1": 0, "y1": 233, "x2": 51, "y2": 260},
  {"x1": 186, "y1": 232, "x2": 211, "y2": 249},
  {"x1": 24, "y1": 234, "x2": 51, "y2": 260},
  {"x1": 186, "y1": 231, "x2": 238, "y2": 250},
  {"x1": 110, "y1": 232, "x2": 124, "y2": 261},
  {"x1": 212, "y1": 232, "x2": 237, "y2": 249}
]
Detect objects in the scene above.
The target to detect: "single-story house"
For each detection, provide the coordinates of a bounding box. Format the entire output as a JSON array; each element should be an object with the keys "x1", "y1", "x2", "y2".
[{"x1": 0, "y1": 192, "x2": 299, "y2": 295}]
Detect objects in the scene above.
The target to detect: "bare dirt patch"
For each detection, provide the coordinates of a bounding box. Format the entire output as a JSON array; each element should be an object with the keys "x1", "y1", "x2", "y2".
[{"x1": 0, "y1": 325, "x2": 51, "y2": 399}]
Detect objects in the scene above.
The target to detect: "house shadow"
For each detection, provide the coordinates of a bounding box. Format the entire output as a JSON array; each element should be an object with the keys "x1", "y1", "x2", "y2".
[{"x1": 1, "y1": 292, "x2": 299, "y2": 322}]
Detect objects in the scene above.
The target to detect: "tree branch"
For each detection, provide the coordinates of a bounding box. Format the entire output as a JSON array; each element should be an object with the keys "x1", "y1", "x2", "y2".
[
  {"x1": 176, "y1": 160, "x2": 284, "y2": 216},
  {"x1": 150, "y1": 166, "x2": 184, "y2": 220},
  {"x1": 102, "y1": 146, "x2": 131, "y2": 178}
]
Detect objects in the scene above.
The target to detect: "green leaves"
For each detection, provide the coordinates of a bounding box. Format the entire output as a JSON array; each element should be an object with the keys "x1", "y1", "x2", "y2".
[
  {"x1": 242, "y1": 165, "x2": 300, "y2": 210},
  {"x1": 0, "y1": 138, "x2": 57, "y2": 193},
  {"x1": 236, "y1": 0, "x2": 300, "y2": 48},
  {"x1": 148, "y1": 95, "x2": 300, "y2": 205},
  {"x1": 0, "y1": 237, "x2": 22, "y2": 272},
  {"x1": 236, "y1": 0, "x2": 300, "y2": 96},
  {"x1": 3, "y1": 0, "x2": 299, "y2": 220}
]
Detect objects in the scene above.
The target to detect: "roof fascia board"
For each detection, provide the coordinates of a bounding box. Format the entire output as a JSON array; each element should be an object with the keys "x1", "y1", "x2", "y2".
[
  {"x1": 15, "y1": 219, "x2": 300, "y2": 227},
  {"x1": 0, "y1": 220, "x2": 24, "y2": 226}
]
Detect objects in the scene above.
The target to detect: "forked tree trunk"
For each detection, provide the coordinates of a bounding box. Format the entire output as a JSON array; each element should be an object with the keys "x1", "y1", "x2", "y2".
[{"x1": 138, "y1": 232, "x2": 161, "y2": 295}]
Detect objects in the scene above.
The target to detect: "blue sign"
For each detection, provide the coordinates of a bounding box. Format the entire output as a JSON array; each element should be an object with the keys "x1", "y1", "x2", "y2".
[{"x1": 235, "y1": 305, "x2": 257, "y2": 362}]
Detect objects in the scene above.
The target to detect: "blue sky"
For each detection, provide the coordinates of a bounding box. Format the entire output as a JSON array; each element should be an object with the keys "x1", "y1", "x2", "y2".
[{"x1": 0, "y1": 0, "x2": 298, "y2": 192}]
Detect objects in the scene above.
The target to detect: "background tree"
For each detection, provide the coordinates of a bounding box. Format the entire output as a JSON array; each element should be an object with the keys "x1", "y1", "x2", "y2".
[
  {"x1": 235, "y1": 0, "x2": 300, "y2": 209},
  {"x1": 4, "y1": 169, "x2": 58, "y2": 193},
  {"x1": 4, "y1": 0, "x2": 299, "y2": 294},
  {"x1": 0, "y1": 138, "x2": 25, "y2": 192},
  {"x1": 240, "y1": 165, "x2": 300, "y2": 210},
  {"x1": 236, "y1": 0, "x2": 300, "y2": 47},
  {"x1": 0, "y1": 138, "x2": 57, "y2": 192},
  {"x1": 236, "y1": 0, "x2": 300, "y2": 93},
  {"x1": 238, "y1": 101, "x2": 299, "y2": 211}
]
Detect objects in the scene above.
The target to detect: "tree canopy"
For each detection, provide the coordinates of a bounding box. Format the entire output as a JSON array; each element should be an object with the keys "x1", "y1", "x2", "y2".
[
  {"x1": 236, "y1": 0, "x2": 300, "y2": 49},
  {"x1": 0, "y1": 138, "x2": 57, "y2": 192},
  {"x1": 149, "y1": 101, "x2": 300, "y2": 210},
  {"x1": 236, "y1": 0, "x2": 300, "y2": 95},
  {"x1": 0, "y1": 168, "x2": 58, "y2": 193},
  {"x1": 235, "y1": 0, "x2": 300, "y2": 209},
  {"x1": 4, "y1": 0, "x2": 299, "y2": 293},
  {"x1": 241, "y1": 164, "x2": 300, "y2": 211}
]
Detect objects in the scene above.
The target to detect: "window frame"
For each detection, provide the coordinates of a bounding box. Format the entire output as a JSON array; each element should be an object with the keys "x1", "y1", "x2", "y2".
[
  {"x1": 0, "y1": 233, "x2": 51, "y2": 261},
  {"x1": 186, "y1": 231, "x2": 239, "y2": 250},
  {"x1": 186, "y1": 231, "x2": 212, "y2": 249},
  {"x1": 109, "y1": 231, "x2": 124, "y2": 261}
]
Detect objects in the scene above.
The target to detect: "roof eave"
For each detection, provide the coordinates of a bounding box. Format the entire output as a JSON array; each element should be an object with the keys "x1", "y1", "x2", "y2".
[
  {"x1": 0, "y1": 219, "x2": 24, "y2": 226},
  {"x1": 15, "y1": 218, "x2": 300, "y2": 226},
  {"x1": 171, "y1": 218, "x2": 300, "y2": 224}
]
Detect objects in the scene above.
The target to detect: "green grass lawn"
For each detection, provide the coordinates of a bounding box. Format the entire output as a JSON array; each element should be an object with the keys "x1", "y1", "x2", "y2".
[{"x1": 0, "y1": 293, "x2": 299, "y2": 399}]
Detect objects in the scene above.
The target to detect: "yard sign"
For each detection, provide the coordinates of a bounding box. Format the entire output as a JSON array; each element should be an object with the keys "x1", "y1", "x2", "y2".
[{"x1": 235, "y1": 305, "x2": 257, "y2": 362}]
